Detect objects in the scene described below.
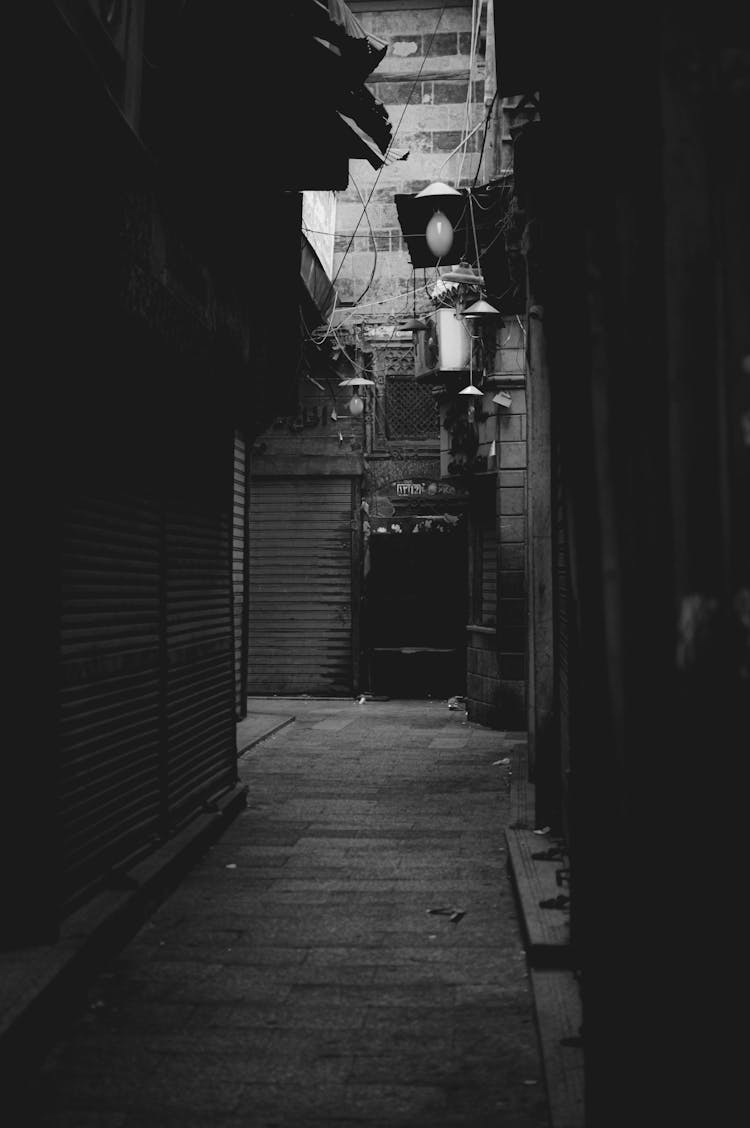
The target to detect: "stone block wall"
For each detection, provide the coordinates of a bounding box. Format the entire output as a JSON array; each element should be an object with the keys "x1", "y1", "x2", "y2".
[
  {"x1": 335, "y1": 3, "x2": 489, "y2": 316},
  {"x1": 466, "y1": 377, "x2": 527, "y2": 730}
]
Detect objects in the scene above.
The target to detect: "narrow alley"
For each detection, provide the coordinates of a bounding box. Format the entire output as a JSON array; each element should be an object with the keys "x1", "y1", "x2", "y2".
[{"x1": 21, "y1": 699, "x2": 547, "y2": 1128}]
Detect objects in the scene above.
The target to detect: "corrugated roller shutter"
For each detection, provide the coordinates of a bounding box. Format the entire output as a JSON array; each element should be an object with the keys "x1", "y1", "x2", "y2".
[
  {"x1": 165, "y1": 502, "x2": 236, "y2": 827},
  {"x1": 232, "y1": 432, "x2": 248, "y2": 719},
  {"x1": 248, "y1": 477, "x2": 354, "y2": 696},
  {"x1": 59, "y1": 494, "x2": 162, "y2": 911}
]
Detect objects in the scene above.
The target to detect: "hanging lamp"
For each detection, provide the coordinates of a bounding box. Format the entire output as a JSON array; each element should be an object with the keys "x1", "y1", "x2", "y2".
[
  {"x1": 463, "y1": 297, "x2": 501, "y2": 317},
  {"x1": 399, "y1": 268, "x2": 427, "y2": 333},
  {"x1": 459, "y1": 351, "x2": 483, "y2": 396},
  {"x1": 415, "y1": 180, "x2": 461, "y2": 198},
  {"x1": 441, "y1": 260, "x2": 485, "y2": 287},
  {"x1": 416, "y1": 181, "x2": 461, "y2": 260},
  {"x1": 338, "y1": 374, "x2": 376, "y2": 388},
  {"x1": 339, "y1": 373, "x2": 375, "y2": 416}
]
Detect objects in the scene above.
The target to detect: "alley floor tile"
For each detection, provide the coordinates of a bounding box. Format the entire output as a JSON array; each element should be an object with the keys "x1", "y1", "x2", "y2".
[{"x1": 19, "y1": 699, "x2": 548, "y2": 1128}]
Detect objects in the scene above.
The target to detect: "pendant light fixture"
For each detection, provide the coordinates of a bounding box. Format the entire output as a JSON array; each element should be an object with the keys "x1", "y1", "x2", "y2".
[
  {"x1": 416, "y1": 181, "x2": 461, "y2": 260},
  {"x1": 459, "y1": 348, "x2": 483, "y2": 397},
  {"x1": 441, "y1": 260, "x2": 485, "y2": 287},
  {"x1": 339, "y1": 372, "x2": 376, "y2": 416},
  {"x1": 399, "y1": 268, "x2": 427, "y2": 333},
  {"x1": 463, "y1": 297, "x2": 501, "y2": 317}
]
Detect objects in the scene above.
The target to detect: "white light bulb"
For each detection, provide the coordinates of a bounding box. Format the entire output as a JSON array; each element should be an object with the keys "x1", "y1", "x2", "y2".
[
  {"x1": 425, "y1": 210, "x2": 454, "y2": 258},
  {"x1": 348, "y1": 394, "x2": 364, "y2": 416}
]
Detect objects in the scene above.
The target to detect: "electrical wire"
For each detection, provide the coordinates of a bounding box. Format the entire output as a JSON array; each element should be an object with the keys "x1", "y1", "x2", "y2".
[
  {"x1": 350, "y1": 171, "x2": 379, "y2": 308},
  {"x1": 305, "y1": 5, "x2": 510, "y2": 338},
  {"x1": 469, "y1": 193, "x2": 482, "y2": 279},
  {"x1": 456, "y1": 0, "x2": 486, "y2": 187},
  {"x1": 471, "y1": 89, "x2": 499, "y2": 191},
  {"x1": 331, "y1": 3, "x2": 450, "y2": 310},
  {"x1": 310, "y1": 4, "x2": 504, "y2": 337},
  {"x1": 327, "y1": 4, "x2": 444, "y2": 304}
]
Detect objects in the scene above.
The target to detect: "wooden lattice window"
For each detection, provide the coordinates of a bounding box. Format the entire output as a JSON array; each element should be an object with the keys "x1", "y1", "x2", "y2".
[
  {"x1": 385, "y1": 376, "x2": 439, "y2": 440},
  {"x1": 371, "y1": 343, "x2": 439, "y2": 448}
]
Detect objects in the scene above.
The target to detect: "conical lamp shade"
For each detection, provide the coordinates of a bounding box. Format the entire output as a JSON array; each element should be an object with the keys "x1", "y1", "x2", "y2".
[
  {"x1": 415, "y1": 181, "x2": 461, "y2": 198},
  {"x1": 400, "y1": 315, "x2": 428, "y2": 331},
  {"x1": 442, "y1": 261, "x2": 485, "y2": 286},
  {"x1": 339, "y1": 375, "x2": 376, "y2": 387},
  {"x1": 463, "y1": 298, "x2": 500, "y2": 316},
  {"x1": 459, "y1": 382, "x2": 483, "y2": 396}
]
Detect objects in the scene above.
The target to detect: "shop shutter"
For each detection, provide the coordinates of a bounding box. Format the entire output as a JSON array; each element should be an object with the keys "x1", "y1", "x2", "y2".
[
  {"x1": 59, "y1": 493, "x2": 162, "y2": 912},
  {"x1": 164, "y1": 499, "x2": 236, "y2": 827},
  {"x1": 232, "y1": 431, "x2": 248, "y2": 719},
  {"x1": 248, "y1": 477, "x2": 355, "y2": 696}
]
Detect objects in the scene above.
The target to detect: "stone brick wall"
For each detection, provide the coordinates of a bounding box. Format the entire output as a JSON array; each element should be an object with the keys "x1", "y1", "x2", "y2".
[
  {"x1": 465, "y1": 318, "x2": 527, "y2": 730},
  {"x1": 334, "y1": 2, "x2": 488, "y2": 317}
]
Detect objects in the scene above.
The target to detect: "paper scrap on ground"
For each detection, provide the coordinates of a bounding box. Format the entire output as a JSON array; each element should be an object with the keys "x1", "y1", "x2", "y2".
[{"x1": 427, "y1": 906, "x2": 465, "y2": 923}]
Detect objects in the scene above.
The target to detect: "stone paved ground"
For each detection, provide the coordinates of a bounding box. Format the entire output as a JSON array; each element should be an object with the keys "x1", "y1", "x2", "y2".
[{"x1": 20, "y1": 699, "x2": 548, "y2": 1128}]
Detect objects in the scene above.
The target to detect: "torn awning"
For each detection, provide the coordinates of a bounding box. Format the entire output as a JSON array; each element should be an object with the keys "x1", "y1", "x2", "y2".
[
  {"x1": 299, "y1": 0, "x2": 393, "y2": 165},
  {"x1": 300, "y1": 232, "x2": 337, "y2": 326},
  {"x1": 337, "y1": 113, "x2": 408, "y2": 168},
  {"x1": 307, "y1": 0, "x2": 388, "y2": 81}
]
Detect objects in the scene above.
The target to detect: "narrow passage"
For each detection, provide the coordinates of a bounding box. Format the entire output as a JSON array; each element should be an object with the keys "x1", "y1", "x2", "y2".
[{"x1": 30, "y1": 699, "x2": 547, "y2": 1127}]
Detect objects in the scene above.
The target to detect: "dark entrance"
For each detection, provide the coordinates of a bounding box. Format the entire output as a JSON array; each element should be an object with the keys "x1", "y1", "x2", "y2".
[{"x1": 364, "y1": 520, "x2": 467, "y2": 699}]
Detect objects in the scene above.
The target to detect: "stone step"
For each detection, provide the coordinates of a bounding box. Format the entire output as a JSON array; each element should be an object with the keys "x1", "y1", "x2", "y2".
[
  {"x1": 529, "y1": 968, "x2": 585, "y2": 1128},
  {"x1": 505, "y1": 827, "x2": 575, "y2": 967}
]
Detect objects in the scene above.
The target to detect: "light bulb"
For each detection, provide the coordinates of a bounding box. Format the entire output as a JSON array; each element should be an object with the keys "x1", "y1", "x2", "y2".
[
  {"x1": 425, "y1": 210, "x2": 454, "y2": 258},
  {"x1": 348, "y1": 394, "x2": 364, "y2": 416}
]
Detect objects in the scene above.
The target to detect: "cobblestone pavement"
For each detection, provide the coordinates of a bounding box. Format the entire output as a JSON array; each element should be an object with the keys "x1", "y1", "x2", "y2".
[{"x1": 21, "y1": 699, "x2": 548, "y2": 1128}]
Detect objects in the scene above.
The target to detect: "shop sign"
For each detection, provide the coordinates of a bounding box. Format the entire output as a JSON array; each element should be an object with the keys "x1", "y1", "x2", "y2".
[{"x1": 392, "y1": 479, "x2": 461, "y2": 498}]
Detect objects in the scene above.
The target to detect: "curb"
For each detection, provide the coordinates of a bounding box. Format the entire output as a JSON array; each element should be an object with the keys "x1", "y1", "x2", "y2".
[
  {"x1": 237, "y1": 714, "x2": 295, "y2": 756},
  {"x1": 0, "y1": 781, "x2": 247, "y2": 1089},
  {"x1": 505, "y1": 741, "x2": 585, "y2": 1128}
]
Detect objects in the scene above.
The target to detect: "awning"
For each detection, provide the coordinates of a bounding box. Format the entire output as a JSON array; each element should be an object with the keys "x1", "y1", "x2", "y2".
[
  {"x1": 307, "y1": 0, "x2": 388, "y2": 81},
  {"x1": 300, "y1": 232, "x2": 337, "y2": 326},
  {"x1": 300, "y1": 1, "x2": 392, "y2": 164},
  {"x1": 337, "y1": 113, "x2": 407, "y2": 168}
]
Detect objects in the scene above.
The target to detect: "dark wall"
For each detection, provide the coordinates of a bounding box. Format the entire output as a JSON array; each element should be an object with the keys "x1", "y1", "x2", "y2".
[
  {"x1": 3, "y1": 4, "x2": 303, "y2": 945},
  {"x1": 510, "y1": 4, "x2": 750, "y2": 1124}
]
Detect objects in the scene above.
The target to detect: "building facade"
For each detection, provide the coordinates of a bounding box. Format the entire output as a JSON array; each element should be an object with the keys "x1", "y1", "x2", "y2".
[
  {"x1": 266, "y1": 0, "x2": 534, "y2": 722},
  {"x1": 5, "y1": 0, "x2": 391, "y2": 948},
  {"x1": 494, "y1": 2, "x2": 750, "y2": 1123}
]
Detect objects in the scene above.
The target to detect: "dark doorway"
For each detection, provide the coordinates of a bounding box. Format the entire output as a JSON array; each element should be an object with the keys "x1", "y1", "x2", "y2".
[{"x1": 364, "y1": 523, "x2": 467, "y2": 699}]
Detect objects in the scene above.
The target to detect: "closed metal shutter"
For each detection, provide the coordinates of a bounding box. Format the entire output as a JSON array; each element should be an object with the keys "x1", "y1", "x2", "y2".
[
  {"x1": 164, "y1": 499, "x2": 236, "y2": 827},
  {"x1": 248, "y1": 477, "x2": 355, "y2": 696},
  {"x1": 59, "y1": 493, "x2": 162, "y2": 911},
  {"x1": 232, "y1": 431, "x2": 248, "y2": 719}
]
